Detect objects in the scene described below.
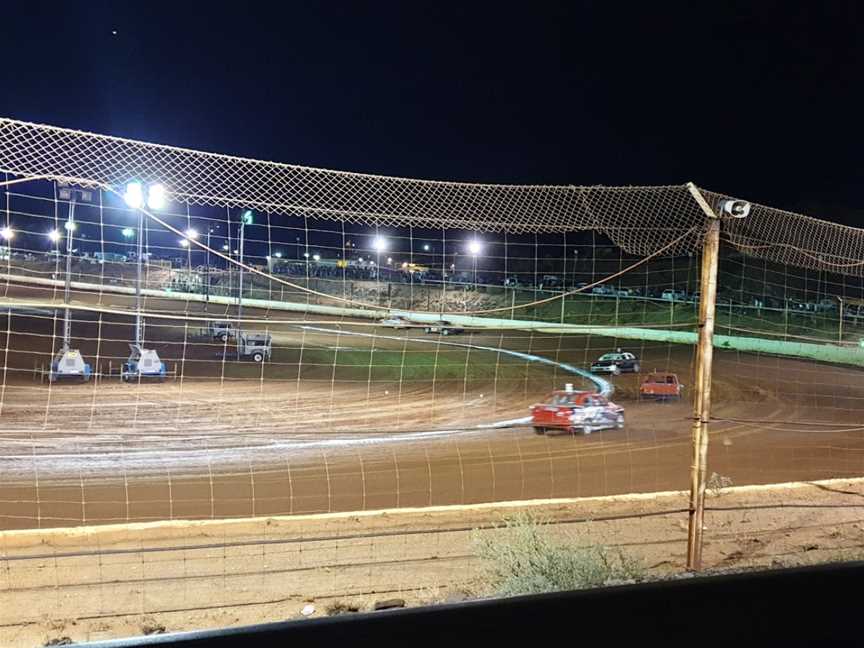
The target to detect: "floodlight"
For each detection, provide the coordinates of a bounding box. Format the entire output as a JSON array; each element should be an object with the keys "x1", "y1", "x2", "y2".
[
  {"x1": 0, "y1": 226, "x2": 13, "y2": 241},
  {"x1": 123, "y1": 182, "x2": 143, "y2": 209},
  {"x1": 147, "y1": 183, "x2": 166, "y2": 210}
]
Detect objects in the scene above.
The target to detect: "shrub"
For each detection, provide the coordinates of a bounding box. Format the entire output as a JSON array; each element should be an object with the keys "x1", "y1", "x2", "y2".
[
  {"x1": 707, "y1": 472, "x2": 734, "y2": 497},
  {"x1": 473, "y1": 513, "x2": 643, "y2": 597}
]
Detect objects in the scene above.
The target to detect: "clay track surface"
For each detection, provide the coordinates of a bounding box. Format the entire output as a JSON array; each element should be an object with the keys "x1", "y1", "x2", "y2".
[{"x1": 2, "y1": 284, "x2": 864, "y2": 530}]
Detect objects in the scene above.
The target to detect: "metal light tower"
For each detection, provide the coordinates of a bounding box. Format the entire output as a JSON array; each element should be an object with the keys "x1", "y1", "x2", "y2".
[
  {"x1": 47, "y1": 185, "x2": 94, "y2": 383},
  {"x1": 237, "y1": 210, "x2": 252, "y2": 325},
  {"x1": 120, "y1": 181, "x2": 167, "y2": 382},
  {"x1": 234, "y1": 210, "x2": 253, "y2": 360},
  {"x1": 468, "y1": 239, "x2": 483, "y2": 287}
]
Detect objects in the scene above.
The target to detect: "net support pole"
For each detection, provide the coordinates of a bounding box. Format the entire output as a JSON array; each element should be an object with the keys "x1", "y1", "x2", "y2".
[{"x1": 686, "y1": 182, "x2": 720, "y2": 571}]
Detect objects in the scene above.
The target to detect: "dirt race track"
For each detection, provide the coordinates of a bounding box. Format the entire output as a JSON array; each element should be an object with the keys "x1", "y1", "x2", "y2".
[{"x1": 2, "y1": 283, "x2": 864, "y2": 530}]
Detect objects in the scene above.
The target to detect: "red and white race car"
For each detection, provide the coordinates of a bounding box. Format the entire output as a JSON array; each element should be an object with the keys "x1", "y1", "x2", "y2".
[{"x1": 530, "y1": 388, "x2": 624, "y2": 435}]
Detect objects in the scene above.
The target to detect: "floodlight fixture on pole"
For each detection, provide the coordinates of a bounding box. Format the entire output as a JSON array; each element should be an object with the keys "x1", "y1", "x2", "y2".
[
  {"x1": 147, "y1": 183, "x2": 166, "y2": 210},
  {"x1": 313, "y1": 254, "x2": 320, "y2": 262},
  {"x1": 372, "y1": 235, "x2": 387, "y2": 252},
  {"x1": 48, "y1": 229, "x2": 62, "y2": 243},
  {"x1": 185, "y1": 228, "x2": 199, "y2": 240},
  {"x1": 121, "y1": 227, "x2": 135, "y2": 239},
  {"x1": 123, "y1": 181, "x2": 143, "y2": 209},
  {"x1": 0, "y1": 226, "x2": 13, "y2": 241},
  {"x1": 179, "y1": 239, "x2": 190, "y2": 248}
]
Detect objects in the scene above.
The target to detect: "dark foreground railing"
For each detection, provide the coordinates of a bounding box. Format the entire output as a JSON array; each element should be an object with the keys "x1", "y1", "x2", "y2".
[{"x1": 89, "y1": 562, "x2": 864, "y2": 647}]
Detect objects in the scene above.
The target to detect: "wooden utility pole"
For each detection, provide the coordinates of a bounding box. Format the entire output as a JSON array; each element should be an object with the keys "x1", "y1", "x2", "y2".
[{"x1": 685, "y1": 183, "x2": 721, "y2": 571}]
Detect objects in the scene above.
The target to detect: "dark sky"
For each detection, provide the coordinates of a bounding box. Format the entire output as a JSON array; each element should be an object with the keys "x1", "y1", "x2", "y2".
[{"x1": 2, "y1": 1, "x2": 863, "y2": 223}]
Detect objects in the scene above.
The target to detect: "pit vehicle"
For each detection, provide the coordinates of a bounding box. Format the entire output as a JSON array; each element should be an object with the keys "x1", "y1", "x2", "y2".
[
  {"x1": 424, "y1": 320, "x2": 464, "y2": 336},
  {"x1": 209, "y1": 321, "x2": 237, "y2": 342},
  {"x1": 590, "y1": 351, "x2": 640, "y2": 375},
  {"x1": 121, "y1": 344, "x2": 166, "y2": 382},
  {"x1": 530, "y1": 386, "x2": 624, "y2": 435},
  {"x1": 238, "y1": 331, "x2": 272, "y2": 362},
  {"x1": 48, "y1": 347, "x2": 92, "y2": 383},
  {"x1": 378, "y1": 315, "x2": 411, "y2": 329},
  {"x1": 639, "y1": 372, "x2": 683, "y2": 400}
]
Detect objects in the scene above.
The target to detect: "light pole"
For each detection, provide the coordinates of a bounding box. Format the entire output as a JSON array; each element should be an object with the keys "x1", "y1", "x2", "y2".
[
  {"x1": 237, "y1": 210, "x2": 253, "y2": 351},
  {"x1": 48, "y1": 184, "x2": 94, "y2": 382},
  {"x1": 468, "y1": 239, "x2": 482, "y2": 287},
  {"x1": 0, "y1": 226, "x2": 11, "y2": 265},
  {"x1": 122, "y1": 181, "x2": 167, "y2": 381},
  {"x1": 838, "y1": 296, "x2": 845, "y2": 344},
  {"x1": 204, "y1": 227, "x2": 216, "y2": 309},
  {"x1": 372, "y1": 235, "x2": 387, "y2": 300}
]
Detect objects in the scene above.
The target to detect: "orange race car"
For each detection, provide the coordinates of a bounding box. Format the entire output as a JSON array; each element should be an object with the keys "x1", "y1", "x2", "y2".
[
  {"x1": 639, "y1": 372, "x2": 684, "y2": 400},
  {"x1": 530, "y1": 386, "x2": 624, "y2": 435}
]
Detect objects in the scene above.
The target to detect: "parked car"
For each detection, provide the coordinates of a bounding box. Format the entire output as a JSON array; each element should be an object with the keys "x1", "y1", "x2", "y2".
[
  {"x1": 424, "y1": 320, "x2": 464, "y2": 336},
  {"x1": 639, "y1": 372, "x2": 684, "y2": 400},
  {"x1": 591, "y1": 285, "x2": 616, "y2": 296},
  {"x1": 590, "y1": 351, "x2": 640, "y2": 375},
  {"x1": 662, "y1": 289, "x2": 688, "y2": 302},
  {"x1": 530, "y1": 387, "x2": 624, "y2": 435},
  {"x1": 540, "y1": 275, "x2": 562, "y2": 289},
  {"x1": 378, "y1": 315, "x2": 411, "y2": 329}
]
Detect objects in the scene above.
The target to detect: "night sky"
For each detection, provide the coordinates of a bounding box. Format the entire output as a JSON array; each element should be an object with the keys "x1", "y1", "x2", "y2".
[{"x1": 2, "y1": 1, "x2": 863, "y2": 224}]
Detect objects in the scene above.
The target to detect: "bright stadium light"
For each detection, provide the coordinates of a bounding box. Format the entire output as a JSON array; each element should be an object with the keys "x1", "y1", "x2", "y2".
[
  {"x1": 222, "y1": 244, "x2": 230, "y2": 251},
  {"x1": 313, "y1": 254, "x2": 321, "y2": 261},
  {"x1": 423, "y1": 244, "x2": 430, "y2": 252},
  {"x1": 468, "y1": 239, "x2": 483, "y2": 256},
  {"x1": 179, "y1": 239, "x2": 190, "y2": 248},
  {"x1": 358, "y1": 257, "x2": 364, "y2": 262},
  {"x1": 48, "y1": 229, "x2": 62, "y2": 243},
  {"x1": 372, "y1": 236, "x2": 387, "y2": 252},
  {"x1": 0, "y1": 226, "x2": 13, "y2": 241},
  {"x1": 185, "y1": 227, "x2": 199, "y2": 240},
  {"x1": 121, "y1": 227, "x2": 135, "y2": 238},
  {"x1": 303, "y1": 252, "x2": 310, "y2": 258},
  {"x1": 146, "y1": 183, "x2": 167, "y2": 210},
  {"x1": 64, "y1": 220, "x2": 77, "y2": 232},
  {"x1": 123, "y1": 181, "x2": 143, "y2": 209},
  {"x1": 274, "y1": 251, "x2": 282, "y2": 258},
  {"x1": 387, "y1": 257, "x2": 393, "y2": 264}
]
